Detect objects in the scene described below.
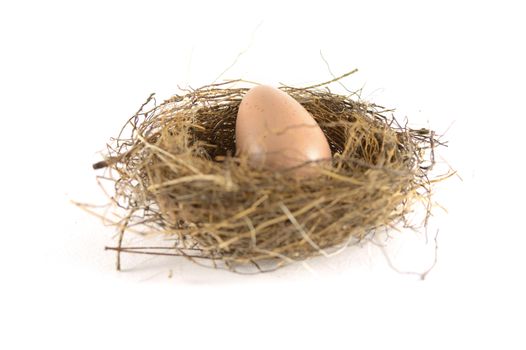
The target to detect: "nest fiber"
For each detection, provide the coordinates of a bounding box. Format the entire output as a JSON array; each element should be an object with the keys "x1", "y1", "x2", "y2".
[{"x1": 93, "y1": 76, "x2": 438, "y2": 273}]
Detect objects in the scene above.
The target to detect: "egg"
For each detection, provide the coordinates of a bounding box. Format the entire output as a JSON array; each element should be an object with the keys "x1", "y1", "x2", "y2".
[{"x1": 235, "y1": 85, "x2": 331, "y2": 176}]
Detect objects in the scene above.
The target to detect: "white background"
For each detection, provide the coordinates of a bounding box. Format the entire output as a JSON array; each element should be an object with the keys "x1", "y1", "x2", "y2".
[{"x1": 1, "y1": 0, "x2": 525, "y2": 349}]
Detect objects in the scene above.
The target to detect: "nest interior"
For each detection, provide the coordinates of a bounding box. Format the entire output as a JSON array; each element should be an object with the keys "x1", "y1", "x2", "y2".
[{"x1": 95, "y1": 77, "x2": 439, "y2": 273}]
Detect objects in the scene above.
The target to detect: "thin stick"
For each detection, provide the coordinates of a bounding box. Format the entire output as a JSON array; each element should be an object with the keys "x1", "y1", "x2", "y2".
[
  {"x1": 116, "y1": 212, "x2": 134, "y2": 271},
  {"x1": 300, "y1": 69, "x2": 358, "y2": 90}
]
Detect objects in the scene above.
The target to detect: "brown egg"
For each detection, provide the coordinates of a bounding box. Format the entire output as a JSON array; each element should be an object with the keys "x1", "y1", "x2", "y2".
[{"x1": 235, "y1": 85, "x2": 331, "y2": 176}]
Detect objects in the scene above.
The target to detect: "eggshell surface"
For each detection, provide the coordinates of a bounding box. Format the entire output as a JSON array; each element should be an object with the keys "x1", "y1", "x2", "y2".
[{"x1": 235, "y1": 85, "x2": 331, "y2": 175}]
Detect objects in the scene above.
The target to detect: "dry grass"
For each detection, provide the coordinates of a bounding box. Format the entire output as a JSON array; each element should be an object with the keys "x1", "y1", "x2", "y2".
[{"x1": 86, "y1": 73, "x2": 446, "y2": 273}]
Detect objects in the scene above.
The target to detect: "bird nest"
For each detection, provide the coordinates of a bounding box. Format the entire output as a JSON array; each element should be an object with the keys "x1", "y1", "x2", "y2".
[{"x1": 89, "y1": 74, "x2": 443, "y2": 273}]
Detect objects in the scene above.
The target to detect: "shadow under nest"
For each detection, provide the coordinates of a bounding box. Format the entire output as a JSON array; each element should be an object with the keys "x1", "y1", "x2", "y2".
[{"x1": 95, "y1": 79, "x2": 440, "y2": 273}]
